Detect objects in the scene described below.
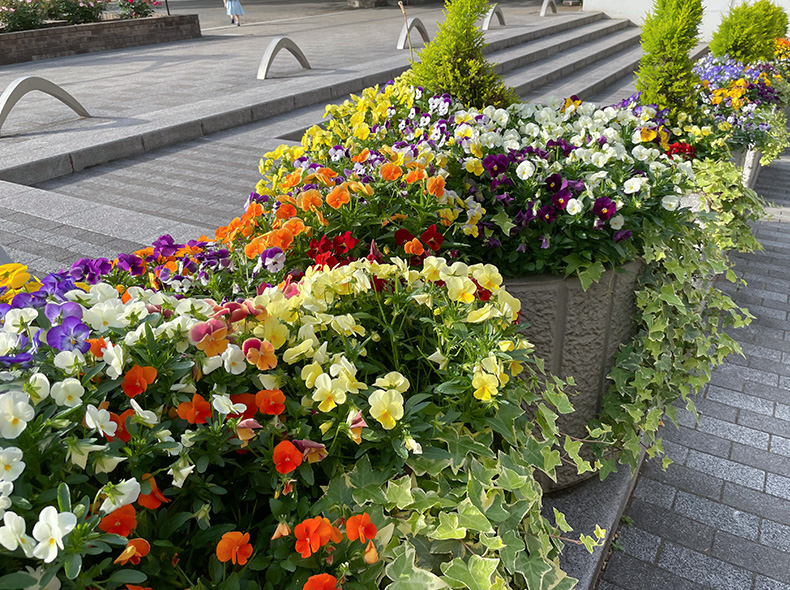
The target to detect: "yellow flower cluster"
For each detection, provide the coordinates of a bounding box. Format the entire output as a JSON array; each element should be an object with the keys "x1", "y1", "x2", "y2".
[{"x1": 0, "y1": 263, "x2": 41, "y2": 304}]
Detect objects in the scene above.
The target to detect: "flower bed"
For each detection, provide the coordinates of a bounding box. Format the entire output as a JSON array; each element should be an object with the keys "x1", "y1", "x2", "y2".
[{"x1": 0, "y1": 14, "x2": 200, "y2": 66}]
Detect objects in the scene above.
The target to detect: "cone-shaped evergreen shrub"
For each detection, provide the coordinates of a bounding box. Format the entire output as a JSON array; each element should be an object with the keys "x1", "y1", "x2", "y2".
[
  {"x1": 710, "y1": 0, "x2": 789, "y2": 63},
  {"x1": 405, "y1": 0, "x2": 517, "y2": 108},
  {"x1": 635, "y1": 0, "x2": 703, "y2": 114}
]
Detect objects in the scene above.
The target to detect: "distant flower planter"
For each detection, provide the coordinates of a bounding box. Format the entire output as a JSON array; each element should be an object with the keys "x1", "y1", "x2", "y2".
[
  {"x1": 732, "y1": 148, "x2": 762, "y2": 190},
  {"x1": 0, "y1": 14, "x2": 201, "y2": 66},
  {"x1": 505, "y1": 260, "x2": 644, "y2": 490}
]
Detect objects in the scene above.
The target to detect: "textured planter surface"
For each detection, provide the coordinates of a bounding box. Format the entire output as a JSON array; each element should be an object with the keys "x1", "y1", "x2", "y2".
[
  {"x1": 505, "y1": 260, "x2": 643, "y2": 490},
  {"x1": 732, "y1": 148, "x2": 762, "y2": 190},
  {"x1": 0, "y1": 15, "x2": 201, "y2": 66}
]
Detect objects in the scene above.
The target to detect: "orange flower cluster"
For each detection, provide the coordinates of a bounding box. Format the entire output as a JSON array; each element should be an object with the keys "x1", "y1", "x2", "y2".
[
  {"x1": 294, "y1": 516, "x2": 342, "y2": 559},
  {"x1": 121, "y1": 364, "x2": 157, "y2": 398},
  {"x1": 216, "y1": 531, "x2": 253, "y2": 565}
]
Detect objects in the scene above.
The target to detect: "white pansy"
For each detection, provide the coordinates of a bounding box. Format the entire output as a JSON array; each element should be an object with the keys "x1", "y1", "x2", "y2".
[
  {"x1": 222, "y1": 344, "x2": 247, "y2": 376},
  {"x1": 99, "y1": 478, "x2": 140, "y2": 514},
  {"x1": 84, "y1": 404, "x2": 117, "y2": 438},
  {"x1": 566, "y1": 199, "x2": 583, "y2": 215},
  {"x1": 591, "y1": 151, "x2": 610, "y2": 168},
  {"x1": 662, "y1": 195, "x2": 681, "y2": 211},
  {"x1": 32, "y1": 506, "x2": 77, "y2": 563},
  {"x1": 153, "y1": 428, "x2": 182, "y2": 456},
  {"x1": 0, "y1": 511, "x2": 35, "y2": 557},
  {"x1": 0, "y1": 481, "x2": 12, "y2": 518},
  {"x1": 624, "y1": 177, "x2": 646, "y2": 194},
  {"x1": 66, "y1": 439, "x2": 106, "y2": 470},
  {"x1": 211, "y1": 394, "x2": 246, "y2": 416},
  {"x1": 677, "y1": 160, "x2": 695, "y2": 179},
  {"x1": 51, "y1": 378, "x2": 84, "y2": 408},
  {"x1": 93, "y1": 453, "x2": 126, "y2": 475},
  {"x1": 0, "y1": 333, "x2": 16, "y2": 357},
  {"x1": 102, "y1": 341, "x2": 125, "y2": 379},
  {"x1": 123, "y1": 323, "x2": 148, "y2": 347},
  {"x1": 129, "y1": 399, "x2": 158, "y2": 427},
  {"x1": 83, "y1": 299, "x2": 128, "y2": 332},
  {"x1": 180, "y1": 430, "x2": 199, "y2": 449},
  {"x1": 121, "y1": 301, "x2": 149, "y2": 325},
  {"x1": 515, "y1": 160, "x2": 536, "y2": 180},
  {"x1": 168, "y1": 456, "x2": 195, "y2": 488},
  {"x1": 2, "y1": 309, "x2": 38, "y2": 335},
  {"x1": 610, "y1": 215, "x2": 625, "y2": 230},
  {"x1": 53, "y1": 350, "x2": 85, "y2": 375},
  {"x1": 90, "y1": 282, "x2": 121, "y2": 302},
  {"x1": 202, "y1": 355, "x2": 223, "y2": 375},
  {"x1": 404, "y1": 436, "x2": 423, "y2": 455},
  {"x1": 258, "y1": 373, "x2": 279, "y2": 390},
  {"x1": 27, "y1": 373, "x2": 50, "y2": 404},
  {"x1": 0, "y1": 390, "x2": 33, "y2": 439}
]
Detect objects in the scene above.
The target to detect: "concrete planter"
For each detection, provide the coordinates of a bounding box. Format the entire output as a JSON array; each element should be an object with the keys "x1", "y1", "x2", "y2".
[
  {"x1": 0, "y1": 15, "x2": 201, "y2": 66},
  {"x1": 505, "y1": 260, "x2": 643, "y2": 490},
  {"x1": 731, "y1": 148, "x2": 762, "y2": 190}
]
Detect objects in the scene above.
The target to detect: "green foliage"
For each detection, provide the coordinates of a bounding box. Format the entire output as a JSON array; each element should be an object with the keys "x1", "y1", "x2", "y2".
[
  {"x1": 635, "y1": 0, "x2": 704, "y2": 113},
  {"x1": 48, "y1": 0, "x2": 107, "y2": 24},
  {"x1": 405, "y1": 0, "x2": 517, "y2": 109},
  {"x1": 117, "y1": 0, "x2": 159, "y2": 19},
  {"x1": 710, "y1": 0, "x2": 789, "y2": 63},
  {"x1": 0, "y1": 0, "x2": 46, "y2": 31}
]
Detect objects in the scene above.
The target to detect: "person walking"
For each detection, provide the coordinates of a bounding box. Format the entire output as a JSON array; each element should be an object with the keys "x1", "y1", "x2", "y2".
[{"x1": 224, "y1": 0, "x2": 244, "y2": 26}]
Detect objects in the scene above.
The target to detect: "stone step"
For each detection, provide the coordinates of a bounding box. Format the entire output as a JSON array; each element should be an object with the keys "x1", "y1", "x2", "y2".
[
  {"x1": 482, "y1": 10, "x2": 605, "y2": 55},
  {"x1": 490, "y1": 18, "x2": 633, "y2": 76},
  {"x1": 503, "y1": 27, "x2": 642, "y2": 98}
]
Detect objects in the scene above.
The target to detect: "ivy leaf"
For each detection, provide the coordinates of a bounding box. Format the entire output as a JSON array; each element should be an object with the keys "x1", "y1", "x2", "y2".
[
  {"x1": 431, "y1": 512, "x2": 467, "y2": 540},
  {"x1": 552, "y1": 508, "x2": 572, "y2": 533},
  {"x1": 514, "y1": 552, "x2": 553, "y2": 589},
  {"x1": 491, "y1": 209, "x2": 516, "y2": 235},
  {"x1": 385, "y1": 543, "x2": 449, "y2": 589},
  {"x1": 440, "y1": 555, "x2": 501, "y2": 590},
  {"x1": 456, "y1": 498, "x2": 493, "y2": 533},
  {"x1": 385, "y1": 476, "x2": 414, "y2": 510},
  {"x1": 541, "y1": 446, "x2": 562, "y2": 478},
  {"x1": 496, "y1": 466, "x2": 528, "y2": 491}
]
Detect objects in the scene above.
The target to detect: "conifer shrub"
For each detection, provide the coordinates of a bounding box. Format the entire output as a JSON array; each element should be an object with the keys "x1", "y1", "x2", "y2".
[
  {"x1": 404, "y1": 0, "x2": 517, "y2": 108},
  {"x1": 635, "y1": 0, "x2": 703, "y2": 114},
  {"x1": 710, "y1": 0, "x2": 789, "y2": 63}
]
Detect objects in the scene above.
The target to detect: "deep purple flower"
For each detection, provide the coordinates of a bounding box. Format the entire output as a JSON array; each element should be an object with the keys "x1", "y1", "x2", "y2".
[
  {"x1": 487, "y1": 237, "x2": 502, "y2": 249},
  {"x1": 483, "y1": 154, "x2": 510, "y2": 177},
  {"x1": 545, "y1": 174, "x2": 568, "y2": 194},
  {"x1": 11, "y1": 291, "x2": 46, "y2": 309},
  {"x1": 117, "y1": 253, "x2": 145, "y2": 276},
  {"x1": 551, "y1": 187, "x2": 573, "y2": 210},
  {"x1": 546, "y1": 138, "x2": 577, "y2": 157},
  {"x1": 46, "y1": 316, "x2": 90, "y2": 353},
  {"x1": 152, "y1": 235, "x2": 180, "y2": 258},
  {"x1": 516, "y1": 243, "x2": 527, "y2": 253},
  {"x1": 540, "y1": 235, "x2": 550, "y2": 249},
  {"x1": 514, "y1": 207, "x2": 535, "y2": 227},
  {"x1": 537, "y1": 204, "x2": 557, "y2": 224},
  {"x1": 592, "y1": 197, "x2": 617, "y2": 221},
  {"x1": 70, "y1": 258, "x2": 111, "y2": 284},
  {"x1": 567, "y1": 179, "x2": 586, "y2": 194},
  {"x1": 614, "y1": 230, "x2": 633, "y2": 242}
]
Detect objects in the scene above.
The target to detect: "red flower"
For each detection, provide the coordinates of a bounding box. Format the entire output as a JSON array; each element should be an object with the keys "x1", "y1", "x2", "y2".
[
  {"x1": 99, "y1": 505, "x2": 137, "y2": 537},
  {"x1": 666, "y1": 142, "x2": 697, "y2": 160},
  {"x1": 273, "y1": 440, "x2": 302, "y2": 474},
  {"x1": 394, "y1": 228, "x2": 414, "y2": 246},
  {"x1": 346, "y1": 513, "x2": 377, "y2": 544},
  {"x1": 216, "y1": 531, "x2": 253, "y2": 565},
  {"x1": 420, "y1": 224, "x2": 445, "y2": 252},
  {"x1": 332, "y1": 231, "x2": 359, "y2": 255},
  {"x1": 137, "y1": 473, "x2": 170, "y2": 510},
  {"x1": 230, "y1": 393, "x2": 259, "y2": 420},
  {"x1": 107, "y1": 409, "x2": 134, "y2": 443},
  {"x1": 122, "y1": 364, "x2": 157, "y2": 398},
  {"x1": 176, "y1": 394, "x2": 212, "y2": 424}
]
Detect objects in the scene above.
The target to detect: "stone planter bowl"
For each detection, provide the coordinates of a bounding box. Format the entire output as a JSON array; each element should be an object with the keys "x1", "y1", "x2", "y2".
[
  {"x1": 731, "y1": 148, "x2": 762, "y2": 190},
  {"x1": 505, "y1": 260, "x2": 643, "y2": 490}
]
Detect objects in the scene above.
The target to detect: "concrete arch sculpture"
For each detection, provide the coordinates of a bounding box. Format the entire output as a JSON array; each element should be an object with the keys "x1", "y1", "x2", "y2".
[
  {"x1": 0, "y1": 76, "x2": 90, "y2": 136},
  {"x1": 397, "y1": 17, "x2": 430, "y2": 50},
  {"x1": 257, "y1": 37, "x2": 311, "y2": 80},
  {"x1": 482, "y1": 4, "x2": 505, "y2": 30},
  {"x1": 540, "y1": 0, "x2": 558, "y2": 16}
]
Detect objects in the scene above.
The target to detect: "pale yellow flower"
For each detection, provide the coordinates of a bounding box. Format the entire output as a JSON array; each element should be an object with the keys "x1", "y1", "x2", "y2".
[
  {"x1": 368, "y1": 389, "x2": 404, "y2": 430},
  {"x1": 472, "y1": 372, "x2": 499, "y2": 401},
  {"x1": 312, "y1": 374, "x2": 347, "y2": 412},
  {"x1": 446, "y1": 277, "x2": 477, "y2": 304}
]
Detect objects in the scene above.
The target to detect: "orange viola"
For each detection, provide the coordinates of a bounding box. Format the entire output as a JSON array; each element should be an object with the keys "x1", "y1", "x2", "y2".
[
  {"x1": 125, "y1": 586, "x2": 152, "y2": 590},
  {"x1": 99, "y1": 504, "x2": 137, "y2": 537},
  {"x1": 189, "y1": 318, "x2": 229, "y2": 357},
  {"x1": 405, "y1": 168, "x2": 427, "y2": 184},
  {"x1": 296, "y1": 189, "x2": 323, "y2": 212},
  {"x1": 107, "y1": 409, "x2": 134, "y2": 443},
  {"x1": 427, "y1": 175, "x2": 445, "y2": 197},
  {"x1": 326, "y1": 185, "x2": 350, "y2": 210},
  {"x1": 363, "y1": 540, "x2": 379, "y2": 564},
  {"x1": 256, "y1": 389, "x2": 286, "y2": 416},
  {"x1": 345, "y1": 513, "x2": 377, "y2": 544},
  {"x1": 114, "y1": 538, "x2": 150, "y2": 565},
  {"x1": 121, "y1": 365, "x2": 158, "y2": 398},
  {"x1": 351, "y1": 148, "x2": 370, "y2": 163},
  {"x1": 275, "y1": 203, "x2": 298, "y2": 221},
  {"x1": 403, "y1": 238, "x2": 424, "y2": 256},
  {"x1": 137, "y1": 473, "x2": 170, "y2": 510},
  {"x1": 273, "y1": 440, "x2": 302, "y2": 474},
  {"x1": 380, "y1": 162, "x2": 403, "y2": 181},
  {"x1": 242, "y1": 338, "x2": 277, "y2": 371},
  {"x1": 293, "y1": 517, "x2": 324, "y2": 559},
  {"x1": 216, "y1": 531, "x2": 253, "y2": 565},
  {"x1": 86, "y1": 337, "x2": 107, "y2": 357},
  {"x1": 303, "y1": 573, "x2": 339, "y2": 590},
  {"x1": 176, "y1": 394, "x2": 212, "y2": 425}
]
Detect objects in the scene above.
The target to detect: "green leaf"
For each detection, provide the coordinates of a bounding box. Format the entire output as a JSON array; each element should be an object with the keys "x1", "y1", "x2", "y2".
[
  {"x1": 492, "y1": 209, "x2": 516, "y2": 235},
  {"x1": 57, "y1": 482, "x2": 71, "y2": 513},
  {"x1": 0, "y1": 573, "x2": 37, "y2": 590},
  {"x1": 431, "y1": 512, "x2": 467, "y2": 540},
  {"x1": 386, "y1": 476, "x2": 414, "y2": 510},
  {"x1": 541, "y1": 446, "x2": 562, "y2": 478},
  {"x1": 63, "y1": 554, "x2": 82, "y2": 580},
  {"x1": 440, "y1": 555, "x2": 501, "y2": 590},
  {"x1": 385, "y1": 543, "x2": 449, "y2": 589},
  {"x1": 552, "y1": 508, "x2": 572, "y2": 533},
  {"x1": 456, "y1": 498, "x2": 493, "y2": 533},
  {"x1": 106, "y1": 570, "x2": 148, "y2": 584}
]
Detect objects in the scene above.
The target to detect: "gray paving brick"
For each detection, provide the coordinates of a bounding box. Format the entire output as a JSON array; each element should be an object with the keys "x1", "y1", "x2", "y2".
[
  {"x1": 766, "y1": 473, "x2": 790, "y2": 500},
  {"x1": 686, "y1": 450, "x2": 766, "y2": 491},
  {"x1": 745, "y1": 380, "x2": 790, "y2": 403},
  {"x1": 737, "y1": 409, "x2": 790, "y2": 439},
  {"x1": 658, "y1": 541, "x2": 754, "y2": 589},
  {"x1": 755, "y1": 576, "x2": 790, "y2": 590},
  {"x1": 706, "y1": 384, "x2": 775, "y2": 416},
  {"x1": 698, "y1": 415, "x2": 769, "y2": 450},
  {"x1": 711, "y1": 531, "x2": 790, "y2": 584},
  {"x1": 776, "y1": 403, "x2": 790, "y2": 422},
  {"x1": 771, "y1": 434, "x2": 790, "y2": 458},
  {"x1": 722, "y1": 482, "x2": 790, "y2": 527},
  {"x1": 601, "y1": 552, "x2": 704, "y2": 590},
  {"x1": 641, "y1": 461, "x2": 724, "y2": 502},
  {"x1": 673, "y1": 490, "x2": 760, "y2": 541},
  {"x1": 760, "y1": 519, "x2": 790, "y2": 553},
  {"x1": 624, "y1": 498, "x2": 714, "y2": 552},
  {"x1": 730, "y1": 443, "x2": 790, "y2": 477},
  {"x1": 662, "y1": 426, "x2": 732, "y2": 460},
  {"x1": 662, "y1": 439, "x2": 690, "y2": 465},
  {"x1": 596, "y1": 581, "x2": 628, "y2": 590},
  {"x1": 694, "y1": 398, "x2": 740, "y2": 423},
  {"x1": 616, "y1": 525, "x2": 661, "y2": 563},
  {"x1": 632, "y1": 476, "x2": 677, "y2": 510}
]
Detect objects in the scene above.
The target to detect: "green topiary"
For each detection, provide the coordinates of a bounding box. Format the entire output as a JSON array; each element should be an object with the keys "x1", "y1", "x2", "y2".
[
  {"x1": 710, "y1": 0, "x2": 789, "y2": 63},
  {"x1": 635, "y1": 0, "x2": 704, "y2": 114},
  {"x1": 404, "y1": 0, "x2": 517, "y2": 109}
]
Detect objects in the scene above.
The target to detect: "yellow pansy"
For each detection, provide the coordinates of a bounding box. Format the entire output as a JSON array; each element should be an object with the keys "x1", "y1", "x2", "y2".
[
  {"x1": 301, "y1": 361, "x2": 324, "y2": 388},
  {"x1": 472, "y1": 264, "x2": 503, "y2": 291},
  {"x1": 466, "y1": 304, "x2": 502, "y2": 323},
  {"x1": 368, "y1": 389, "x2": 404, "y2": 430},
  {"x1": 472, "y1": 372, "x2": 499, "y2": 401},
  {"x1": 446, "y1": 276, "x2": 477, "y2": 304},
  {"x1": 282, "y1": 340, "x2": 315, "y2": 364},
  {"x1": 312, "y1": 374, "x2": 347, "y2": 412}
]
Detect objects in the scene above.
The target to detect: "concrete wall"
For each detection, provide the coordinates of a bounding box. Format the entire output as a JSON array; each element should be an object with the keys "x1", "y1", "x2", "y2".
[
  {"x1": 0, "y1": 15, "x2": 201, "y2": 66},
  {"x1": 583, "y1": 0, "x2": 790, "y2": 41}
]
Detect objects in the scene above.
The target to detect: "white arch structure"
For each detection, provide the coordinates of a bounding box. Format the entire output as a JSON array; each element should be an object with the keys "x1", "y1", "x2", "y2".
[
  {"x1": 0, "y1": 76, "x2": 90, "y2": 136},
  {"x1": 257, "y1": 37, "x2": 312, "y2": 80},
  {"x1": 540, "y1": 0, "x2": 558, "y2": 16},
  {"x1": 482, "y1": 4, "x2": 505, "y2": 30},
  {"x1": 397, "y1": 17, "x2": 430, "y2": 50}
]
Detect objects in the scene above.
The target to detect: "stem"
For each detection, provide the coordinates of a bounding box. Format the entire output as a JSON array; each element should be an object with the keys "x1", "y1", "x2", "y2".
[{"x1": 398, "y1": 2, "x2": 414, "y2": 63}]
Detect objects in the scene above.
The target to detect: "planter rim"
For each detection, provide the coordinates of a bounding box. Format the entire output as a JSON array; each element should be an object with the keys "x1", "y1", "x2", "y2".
[{"x1": 503, "y1": 259, "x2": 644, "y2": 288}]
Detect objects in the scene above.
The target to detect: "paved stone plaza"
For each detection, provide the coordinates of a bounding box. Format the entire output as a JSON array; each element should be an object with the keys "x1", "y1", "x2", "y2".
[{"x1": 0, "y1": 2, "x2": 787, "y2": 587}]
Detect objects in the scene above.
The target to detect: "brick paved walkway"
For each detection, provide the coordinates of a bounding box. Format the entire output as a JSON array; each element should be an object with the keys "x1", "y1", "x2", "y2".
[{"x1": 598, "y1": 154, "x2": 790, "y2": 589}]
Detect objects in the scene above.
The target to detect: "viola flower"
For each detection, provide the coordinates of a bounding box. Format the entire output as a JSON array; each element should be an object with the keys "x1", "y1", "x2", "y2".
[
  {"x1": 537, "y1": 204, "x2": 557, "y2": 224},
  {"x1": 86, "y1": 337, "x2": 107, "y2": 357},
  {"x1": 243, "y1": 338, "x2": 278, "y2": 370},
  {"x1": 256, "y1": 388, "x2": 285, "y2": 415},
  {"x1": 137, "y1": 473, "x2": 170, "y2": 509},
  {"x1": 32, "y1": 506, "x2": 77, "y2": 564},
  {"x1": 271, "y1": 521, "x2": 291, "y2": 540},
  {"x1": 368, "y1": 389, "x2": 404, "y2": 430},
  {"x1": 420, "y1": 225, "x2": 445, "y2": 252},
  {"x1": 404, "y1": 238, "x2": 425, "y2": 256},
  {"x1": 293, "y1": 439, "x2": 328, "y2": 463},
  {"x1": 592, "y1": 197, "x2": 616, "y2": 221},
  {"x1": 472, "y1": 372, "x2": 499, "y2": 401},
  {"x1": 216, "y1": 531, "x2": 253, "y2": 565},
  {"x1": 99, "y1": 504, "x2": 137, "y2": 537},
  {"x1": 114, "y1": 538, "x2": 150, "y2": 565},
  {"x1": 613, "y1": 230, "x2": 633, "y2": 243},
  {"x1": 188, "y1": 318, "x2": 229, "y2": 357},
  {"x1": 0, "y1": 391, "x2": 34, "y2": 440},
  {"x1": 303, "y1": 574, "x2": 339, "y2": 590},
  {"x1": 312, "y1": 374, "x2": 347, "y2": 412},
  {"x1": 85, "y1": 404, "x2": 118, "y2": 438},
  {"x1": 46, "y1": 316, "x2": 90, "y2": 353},
  {"x1": 273, "y1": 440, "x2": 302, "y2": 474},
  {"x1": 346, "y1": 513, "x2": 377, "y2": 544},
  {"x1": 121, "y1": 364, "x2": 157, "y2": 398},
  {"x1": 380, "y1": 162, "x2": 403, "y2": 181},
  {"x1": 107, "y1": 409, "x2": 134, "y2": 443},
  {"x1": 176, "y1": 394, "x2": 211, "y2": 425},
  {"x1": 364, "y1": 540, "x2": 379, "y2": 564},
  {"x1": 326, "y1": 185, "x2": 350, "y2": 209},
  {"x1": 346, "y1": 410, "x2": 367, "y2": 444}
]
